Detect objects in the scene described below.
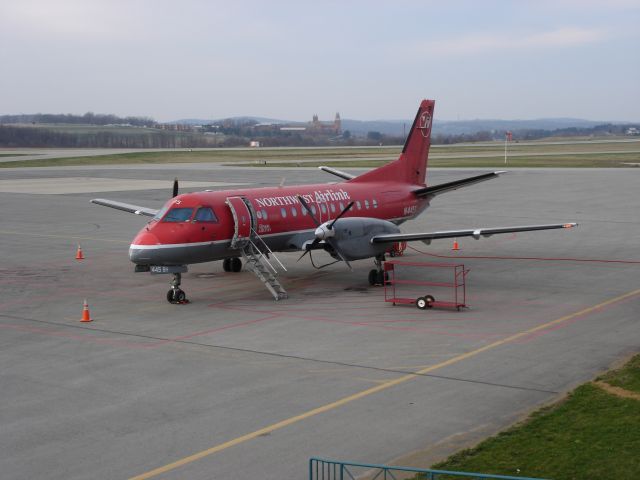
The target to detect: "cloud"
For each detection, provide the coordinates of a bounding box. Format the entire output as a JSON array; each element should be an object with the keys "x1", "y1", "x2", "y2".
[{"x1": 417, "y1": 27, "x2": 608, "y2": 57}]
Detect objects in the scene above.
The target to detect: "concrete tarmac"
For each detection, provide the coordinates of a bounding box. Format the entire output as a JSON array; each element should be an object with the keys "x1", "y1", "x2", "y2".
[{"x1": 0, "y1": 164, "x2": 638, "y2": 480}]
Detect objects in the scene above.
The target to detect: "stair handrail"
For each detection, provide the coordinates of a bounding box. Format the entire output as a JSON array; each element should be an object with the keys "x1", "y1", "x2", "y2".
[{"x1": 250, "y1": 229, "x2": 287, "y2": 272}]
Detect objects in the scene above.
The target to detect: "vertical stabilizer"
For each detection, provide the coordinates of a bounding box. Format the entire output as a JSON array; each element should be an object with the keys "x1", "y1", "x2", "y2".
[{"x1": 349, "y1": 99, "x2": 434, "y2": 186}]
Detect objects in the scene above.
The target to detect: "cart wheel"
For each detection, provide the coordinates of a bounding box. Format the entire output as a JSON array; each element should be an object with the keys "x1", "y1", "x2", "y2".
[
  {"x1": 416, "y1": 297, "x2": 427, "y2": 310},
  {"x1": 425, "y1": 295, "x2": 435, "y2": 308}
]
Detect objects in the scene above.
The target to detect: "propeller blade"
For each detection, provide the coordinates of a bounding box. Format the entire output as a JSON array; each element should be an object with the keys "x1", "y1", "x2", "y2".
[
  {"x1": 172, "y1": 178, "x2": 179, "y2": 198},
  {"x1": 297, "y1": 250, "x2": 310, "y2": 262},
  {"x1": 328, "y1": 201, "x2": 354, "y2": 230},
  {"x1": 297, "y1": 195, "x2": 320, "y2": 226},
  {"x1": 327, "y1": 238, "x2": 353, "y2": 271}
]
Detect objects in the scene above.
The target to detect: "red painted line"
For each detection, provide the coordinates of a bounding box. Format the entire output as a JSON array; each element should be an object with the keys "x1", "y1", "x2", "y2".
[
  {"x1": 407, "y1": 245, "x2": 640, "y2": 264},
  {"x1": 147, "y1": 314, "x2": 280, "y2": 347}
]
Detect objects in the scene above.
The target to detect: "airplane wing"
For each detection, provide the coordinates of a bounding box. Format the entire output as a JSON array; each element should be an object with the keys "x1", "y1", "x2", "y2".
[
  {"x1": 318, "y1": 166, "x2": 356, "y2": 180},
  {"x1": 371, "y1": 223, "x2": 577, "y2": 245},
  {"x1": 91, "y1": 198, "x2": 158, "y2": 217},
  {"x1": 413, "y1": 171, "x2": 505, "y2": 198}
]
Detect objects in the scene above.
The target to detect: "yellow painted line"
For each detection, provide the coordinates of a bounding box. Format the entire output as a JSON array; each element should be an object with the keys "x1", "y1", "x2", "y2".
[
  {"x1": 129, "y1": 287, "x2": 640, "y2": 480},
  {"x1": 0, "y1": 229, "x2": 128, "y2": 244}
]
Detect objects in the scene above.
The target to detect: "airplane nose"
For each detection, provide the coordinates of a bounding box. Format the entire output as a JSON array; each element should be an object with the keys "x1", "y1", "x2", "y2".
[{"x1": 129, "y1": 232, "x2": 160, "y2": 264}]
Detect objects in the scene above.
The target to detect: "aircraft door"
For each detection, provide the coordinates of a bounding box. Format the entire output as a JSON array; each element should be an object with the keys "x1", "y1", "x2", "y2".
[{"x1": 225, "y1": 196, "x2": 255, "y2": 248}]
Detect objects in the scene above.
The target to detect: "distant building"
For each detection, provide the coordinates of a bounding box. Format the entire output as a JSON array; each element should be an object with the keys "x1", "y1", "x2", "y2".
[
  {"x1": 155, "y1": 123, "x2": 199, "y2": 132},
  {"x1": 308, "y1": 113, "x2": 341, "y2": 134},
  {"x1": 626, "y1": 127, "x2": 639, "y2": 135},
  {"x1": 252, "y1": 113, "x2": 341, "y2": 135}
]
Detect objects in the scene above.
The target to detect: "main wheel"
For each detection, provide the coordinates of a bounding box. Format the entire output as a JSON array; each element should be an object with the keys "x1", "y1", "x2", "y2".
[
  {"x1": 368, "y1": 269, "x2": 378, "y2": 286},
  {"x1": 379, "y1": 270, "x2": 389, "y2": 284},
  {"x1": 416, "y1": 297, "x2": 427, "y2": 310},
  {"x1": 222, "y1": 258, "x2": 231, "y2": 272},
  {"x1": 231, "y1": 257, "x2": 242, "y2": 272}
]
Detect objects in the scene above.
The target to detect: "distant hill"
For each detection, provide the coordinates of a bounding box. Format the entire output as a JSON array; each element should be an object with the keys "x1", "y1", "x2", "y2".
[
  {"x1": 171, "y1": 116, "x2": 286, "y2": 125},
  {"x1": 342, "y1": 118, "x2": 610, "y2": 136},
  {"x1": 172, "y1": 116, "x2": 622, "y2": 136}
]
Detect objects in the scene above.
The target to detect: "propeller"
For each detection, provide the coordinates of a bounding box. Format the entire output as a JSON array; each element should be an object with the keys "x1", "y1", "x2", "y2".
[
  {"x1": 296, "y1": 195, "x2": 354, "y2": 270},
  {"x1": 172, "y1": 178, "x2": 179, "y2": 198}
]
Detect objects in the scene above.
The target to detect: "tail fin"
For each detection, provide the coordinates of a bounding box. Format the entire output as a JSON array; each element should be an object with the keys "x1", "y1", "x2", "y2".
[{"x1": 350, "y1": 99, "x2": 434, "y2": 185}]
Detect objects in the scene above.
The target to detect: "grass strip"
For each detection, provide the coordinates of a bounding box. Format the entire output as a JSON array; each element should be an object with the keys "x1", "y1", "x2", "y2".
[{"x1": 418, "y1": 355, "x2": 640, "y2": 479}]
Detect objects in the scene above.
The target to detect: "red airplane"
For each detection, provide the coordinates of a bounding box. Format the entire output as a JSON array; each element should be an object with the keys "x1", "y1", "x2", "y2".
[{"x1": 92, "y1": 99, "x2": 577, "y2": 303}]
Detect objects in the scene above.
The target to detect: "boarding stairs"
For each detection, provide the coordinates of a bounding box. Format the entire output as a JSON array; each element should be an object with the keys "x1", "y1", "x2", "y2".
[{"x1": 225, "y1": 196, "x2": 288, "y2": 301}]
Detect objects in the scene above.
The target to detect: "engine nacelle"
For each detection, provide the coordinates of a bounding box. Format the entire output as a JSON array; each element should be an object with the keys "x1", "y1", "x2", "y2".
[{"x1": 328, "y1": 217, "x2": 400, "y2": 260}]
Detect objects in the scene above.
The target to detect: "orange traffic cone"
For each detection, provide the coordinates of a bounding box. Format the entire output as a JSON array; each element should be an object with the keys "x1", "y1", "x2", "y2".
[
  {"x1": 75, "y1": 244, "x2": 84, "y2": 260},
  {"x1": 452, "y1": 238, "x2": 460, "y2": 251},
  {"x1": 80, "y1": 299, "x2": 92, "y2": 322}
]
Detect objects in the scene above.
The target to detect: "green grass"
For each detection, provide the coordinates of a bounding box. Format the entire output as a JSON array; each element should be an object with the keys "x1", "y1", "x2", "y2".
[
  {"x1": 2, "y1": 139, "x2": 639, "y2": 168},
  {"x1": 598, "y1": 355, "x2": 640, "y2": 393},
  {"x1": 417, "y1": 356, "x2": 640, "y2": 480},
  {"x1": 239, "y1": 152, "x2": 640, "y2": 169},
  {"x1": 0, "y1": 147, "x2": 398, "y2": 168}
]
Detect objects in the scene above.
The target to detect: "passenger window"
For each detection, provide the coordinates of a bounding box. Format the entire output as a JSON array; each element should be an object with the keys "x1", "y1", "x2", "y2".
[
  {"x1": 373, "y1": 199, "x2": 378, "y2": 208},
  {"x1": 301, "y1": 207, "x2": 307, "y2": 216},
  {"x1": 162, "y1": 208, "x2": 193, "y2": 222},
  {"x1": 321, "y1": 204, "x2": 327, "y2": 214},
  {"x1": 194, "y1": 207, "x2": 218, "y2": 222},
  {"x1": 356, "y1": 201, "x2": 361, "y2": 210},
  {"x1": 261, "y1": 209, "x2": 268, "y2": 220},
  {"x1": 256, "y1": 210, "x2": 263, "y2": 219},
  {"x1": 330, "y1": 203, "x2": 336, "y2": 213},
  {"x1": 291, "y1": 207, "x2": 297, "y2": 217},
  {"x1": 339, "y1": 202, "x2": 345, "y2": 211},
  {"x1": 364, "y1": 200, "x2": 370, "y2": 209},
  {"x1": 281, "y1": 207, "x2": 287, "y2": 218},
  {"x1": 311, "y1": 205, "x2": 317, "y2": 215}
]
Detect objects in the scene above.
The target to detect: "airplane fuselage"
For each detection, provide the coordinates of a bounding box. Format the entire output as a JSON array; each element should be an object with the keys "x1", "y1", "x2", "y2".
[{"x1": 129, "y1": 180, "x2": 429, "y2": 266}]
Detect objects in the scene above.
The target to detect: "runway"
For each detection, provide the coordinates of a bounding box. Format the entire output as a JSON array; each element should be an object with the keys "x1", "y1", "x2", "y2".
[{"x1": 0, "y1": 164, "x2": 638, "y2": 479}]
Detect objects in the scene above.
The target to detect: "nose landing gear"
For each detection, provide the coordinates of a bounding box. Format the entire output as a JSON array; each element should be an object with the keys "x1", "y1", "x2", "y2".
[{"x1": 167, "y1": 272, "x2": 188, "y2": 304}]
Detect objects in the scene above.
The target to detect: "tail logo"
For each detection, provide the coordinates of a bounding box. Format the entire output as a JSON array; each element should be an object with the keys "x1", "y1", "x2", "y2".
[{"x1": 418, "y1": 110, "x2": 432, "y2": 138}]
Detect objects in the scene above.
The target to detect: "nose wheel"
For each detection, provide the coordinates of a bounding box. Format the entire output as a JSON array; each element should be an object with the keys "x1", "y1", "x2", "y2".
[{"x1": 166, "y1": 272, "x2": 189, "y2": 304}]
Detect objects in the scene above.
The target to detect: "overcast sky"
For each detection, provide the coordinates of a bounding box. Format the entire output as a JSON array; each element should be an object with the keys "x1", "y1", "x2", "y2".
[{"x1": 1, "y1": 0, "x2": 639, "y2": 122}]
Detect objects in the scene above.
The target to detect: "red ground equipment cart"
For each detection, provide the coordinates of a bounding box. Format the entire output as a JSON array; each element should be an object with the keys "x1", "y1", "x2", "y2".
[{"x1": 384, "y1": 260, "x2": 469, "y2": 311}]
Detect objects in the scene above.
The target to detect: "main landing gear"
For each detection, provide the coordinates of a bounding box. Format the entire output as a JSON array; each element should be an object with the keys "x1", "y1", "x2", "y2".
[
  {"x1": 167, "y1": 272, "x2": 188, "y2": 304},
  {"x1": 368, "y1": 254, "x2": 389, "y2": 286},
  {"x1": 222, "y1": 257, "x2": 242, "y2": 272}
]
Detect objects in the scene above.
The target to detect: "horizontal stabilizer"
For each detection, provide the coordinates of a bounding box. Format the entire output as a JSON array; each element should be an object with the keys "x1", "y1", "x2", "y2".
[
  {"x1": 318, "y1": 166, "x2": 356, "y2": 180},
  {"x1": 91, "y1": 198, "x2": 158, "y2": 217},
  {"x1": 371, "y1": 223, "x2": 578, "y2": 245},
  {"x1": 413, "y1": 171, "x2": 505, "y2": 198}
]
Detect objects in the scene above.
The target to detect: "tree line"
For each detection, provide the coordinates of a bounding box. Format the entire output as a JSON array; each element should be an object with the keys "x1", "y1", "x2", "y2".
[{"x1": 0, "y1": 112, "x2": 155, "y2": 127}]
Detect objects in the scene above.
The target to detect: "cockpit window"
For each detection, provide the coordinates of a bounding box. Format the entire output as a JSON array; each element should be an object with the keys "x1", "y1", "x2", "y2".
[
  {"x1": 194, "y1": 207, "x2": 218, "y2": 222},
  {"x1": 162, "y1": 207, "x2": 193, "y2": 222},
  {"x1": 153, "y1": 204, "x2": 170, "y2": 222}
]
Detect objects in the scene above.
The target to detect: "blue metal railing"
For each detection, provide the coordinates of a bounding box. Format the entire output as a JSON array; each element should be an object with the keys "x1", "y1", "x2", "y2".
[{"x1": 309, "y1": 458, "x2": 550, "y2": 480}]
